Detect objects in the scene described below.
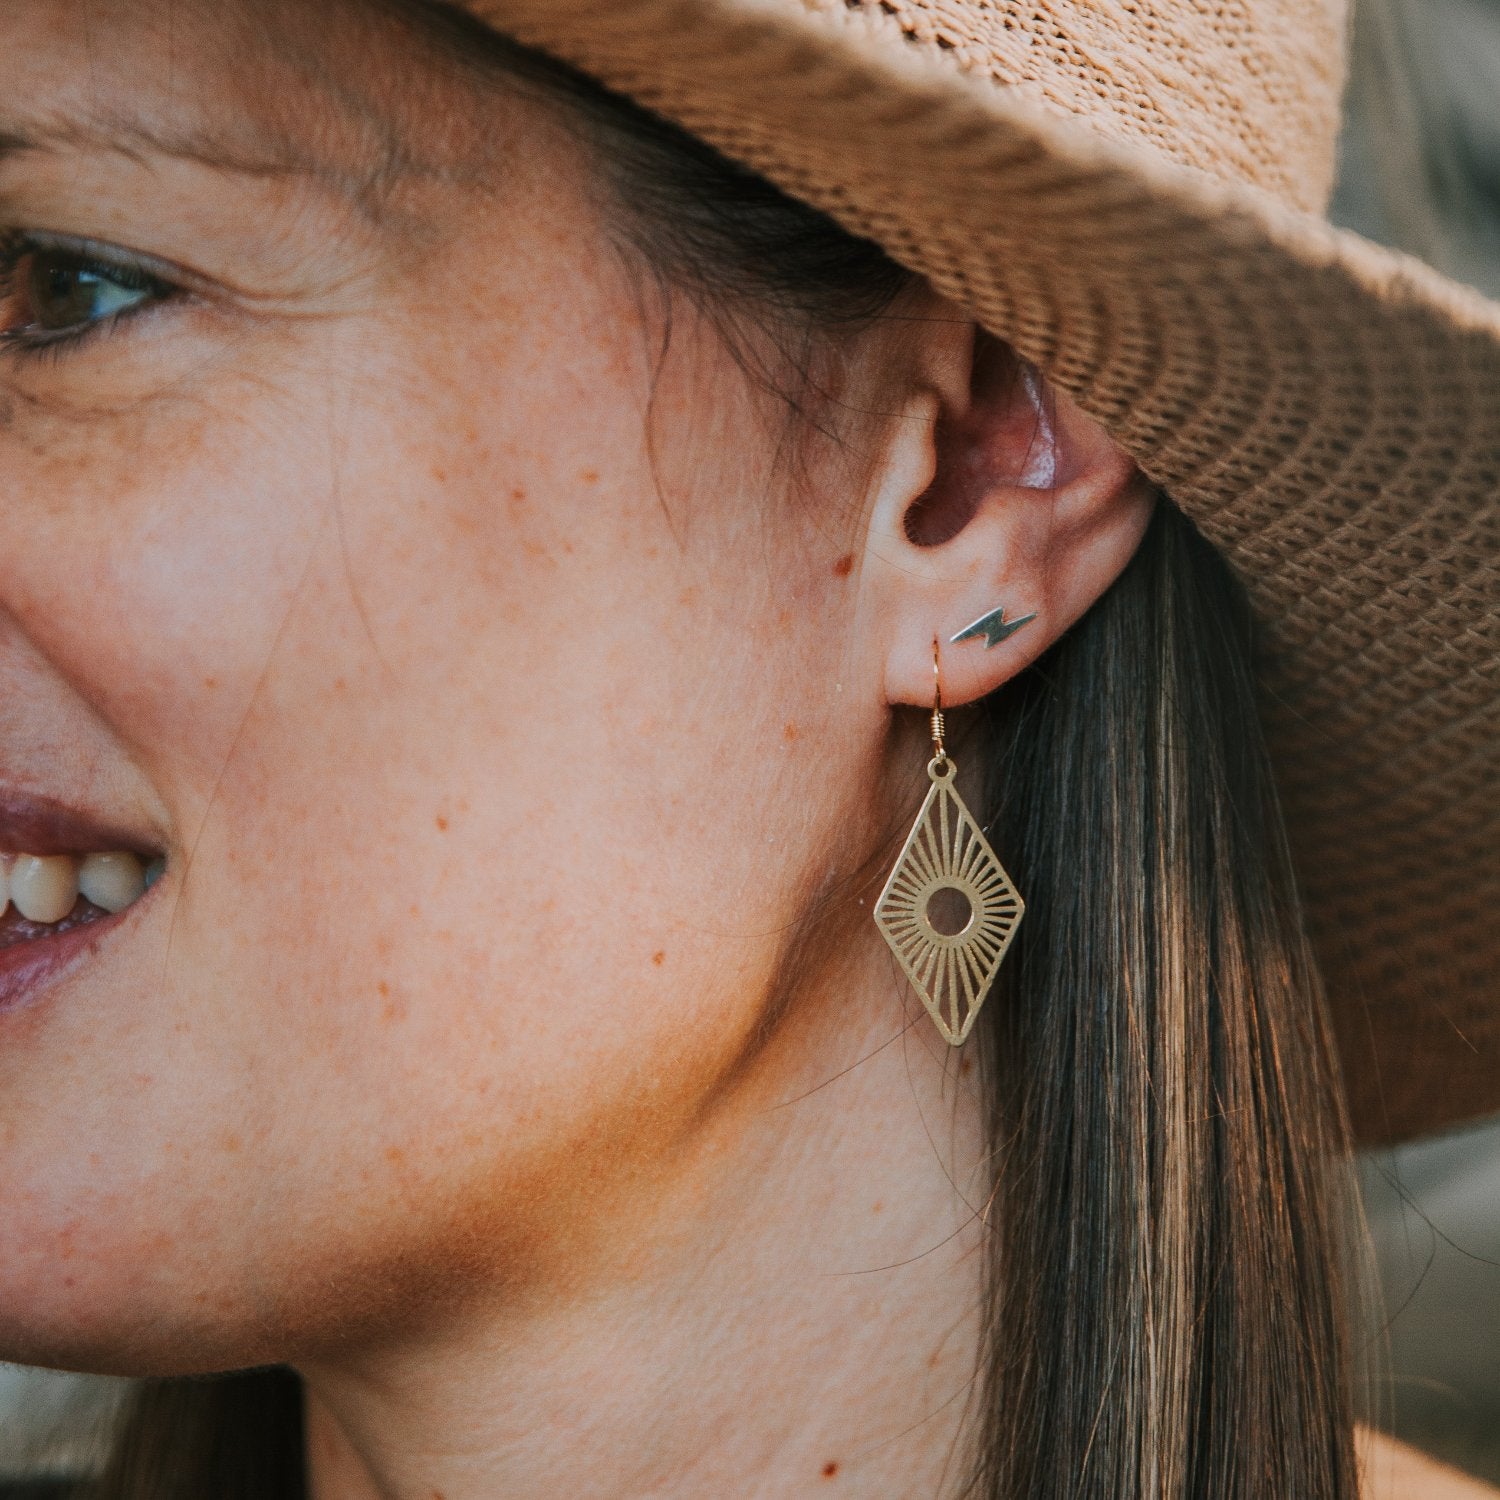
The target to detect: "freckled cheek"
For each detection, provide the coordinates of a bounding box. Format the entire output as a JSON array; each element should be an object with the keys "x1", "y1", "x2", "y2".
[
  {"x1": 0, "y1": 402, "x2": 332, "y2": 780},
  {"x1": 169, "y1": 736, "x2": 750, "y2": 1174}
]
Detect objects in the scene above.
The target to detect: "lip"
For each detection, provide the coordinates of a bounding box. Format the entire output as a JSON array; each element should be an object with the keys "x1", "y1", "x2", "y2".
[
  {"x1": 0, "y1": 788, "x2": 165, "y2": 1019},
  {"x1": 0, "y1": 788, "x2": 163, "y2": 859},
  {"x1": 0, "y1": 905, "x2": 141, "y2": 1018}
]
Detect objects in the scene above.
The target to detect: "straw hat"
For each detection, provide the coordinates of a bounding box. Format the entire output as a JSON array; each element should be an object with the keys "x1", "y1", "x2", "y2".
[{"x1": 471, "y1": 0, "x2": 1500, "y2": 1146}]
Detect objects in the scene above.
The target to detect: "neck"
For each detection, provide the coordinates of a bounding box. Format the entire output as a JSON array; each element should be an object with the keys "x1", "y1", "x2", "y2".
[{"x1": 300, "y1": 979, "x2": 988, "y2": 1500}]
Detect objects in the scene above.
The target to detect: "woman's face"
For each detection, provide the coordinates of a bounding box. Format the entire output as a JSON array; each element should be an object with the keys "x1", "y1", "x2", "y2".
[{"x1": 0, "y1": 0, "x2": 900, "y2": 1371}]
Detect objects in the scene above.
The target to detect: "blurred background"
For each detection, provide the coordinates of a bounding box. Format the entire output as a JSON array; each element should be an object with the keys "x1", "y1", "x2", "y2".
[
  {"x1": 1332, "y1": 0, "x2": 1500, "y2": 1472},
  {"x1": 3, "y1": 0, "x2": 1500, "y2": 1484}
]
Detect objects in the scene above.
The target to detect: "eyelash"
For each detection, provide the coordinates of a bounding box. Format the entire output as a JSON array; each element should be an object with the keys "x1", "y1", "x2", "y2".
[{"x1": 0, "y1": 231, "x2": 183, "y2": 363}]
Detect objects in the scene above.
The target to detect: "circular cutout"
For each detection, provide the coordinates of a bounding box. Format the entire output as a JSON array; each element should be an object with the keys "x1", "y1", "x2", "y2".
[{"x1": 924, "y1": 883, "x2": 975, "y2": 938}]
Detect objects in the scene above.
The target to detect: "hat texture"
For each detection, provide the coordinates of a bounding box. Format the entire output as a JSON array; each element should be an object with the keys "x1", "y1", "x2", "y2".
[{"x1": 475, "y1": 0, "x2": 1500, "y2": 1145}]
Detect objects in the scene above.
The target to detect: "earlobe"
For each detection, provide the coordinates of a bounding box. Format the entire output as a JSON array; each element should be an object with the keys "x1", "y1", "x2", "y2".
[{"x1": 867, "y1": 322, "x2": 1155, "y2": 712}]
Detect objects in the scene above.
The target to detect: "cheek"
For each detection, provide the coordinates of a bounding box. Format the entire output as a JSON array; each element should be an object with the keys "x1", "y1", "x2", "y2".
[
  {"x1": 0, "y1": 295, "x2": 838, "y2": 1372},
  {"x1": 0, "y1": 383, "x2": 328, "y2": 787}
]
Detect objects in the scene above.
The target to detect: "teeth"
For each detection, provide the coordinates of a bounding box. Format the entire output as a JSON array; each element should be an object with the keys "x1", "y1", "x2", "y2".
[
  {"x1": 2, "y1": 851, "x2": 151, "y2": 925},
  {"x1": 79, "y1": 852, "x2": 148, "y2": 914},
  {"x1": 9, "y1": 855, "x2": 80, "y2": 924}
]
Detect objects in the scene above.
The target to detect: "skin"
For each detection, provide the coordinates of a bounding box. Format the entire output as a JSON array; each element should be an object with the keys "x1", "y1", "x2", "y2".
[
  {"x1": 1360, "y1": 1432, "x2": 1500, "y2": 1500},
  {"x1": 0, "y1": 1, "x2": 1290, "y2": 1495}
]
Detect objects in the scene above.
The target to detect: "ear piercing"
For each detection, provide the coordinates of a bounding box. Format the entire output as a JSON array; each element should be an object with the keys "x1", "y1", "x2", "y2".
[{"x1": 950, "y1": 605, "x2": 1036, "y2": 649}]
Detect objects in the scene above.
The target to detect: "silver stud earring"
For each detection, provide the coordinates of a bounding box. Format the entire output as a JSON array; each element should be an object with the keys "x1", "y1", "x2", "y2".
[{"x1": 950, "y1": 605, "x2": 1037, "y2": 649}]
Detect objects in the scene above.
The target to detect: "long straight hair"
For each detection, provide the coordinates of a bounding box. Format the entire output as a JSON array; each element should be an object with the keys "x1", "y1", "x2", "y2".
[
  {"x1": 76, "y1": 13, "x2": 1364, "y2": 1496},
  {"x1": 973, "y1": 504, "x2": 1362, "y2": 1496}
]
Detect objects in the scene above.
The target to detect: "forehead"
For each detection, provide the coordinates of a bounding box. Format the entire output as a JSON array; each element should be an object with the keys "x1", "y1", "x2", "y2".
[{"x1": 0, "y1": 0, "x2": 513, "y2": 204}]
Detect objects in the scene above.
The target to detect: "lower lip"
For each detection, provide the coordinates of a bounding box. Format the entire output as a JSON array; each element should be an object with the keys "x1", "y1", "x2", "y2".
[{"x1": 0, "y1": 906, "x2": 138, "y2": 1018}]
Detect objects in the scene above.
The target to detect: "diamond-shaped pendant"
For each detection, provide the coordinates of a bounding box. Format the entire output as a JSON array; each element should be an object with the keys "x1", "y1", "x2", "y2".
[{"x1": 874, "y1": 756, "x2": 1024, "y2": 1045}]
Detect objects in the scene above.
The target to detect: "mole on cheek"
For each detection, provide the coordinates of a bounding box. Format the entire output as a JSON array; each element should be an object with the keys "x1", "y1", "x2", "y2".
[{"x1": 833, "y1": 553, "x2": 854, "y2": 578}]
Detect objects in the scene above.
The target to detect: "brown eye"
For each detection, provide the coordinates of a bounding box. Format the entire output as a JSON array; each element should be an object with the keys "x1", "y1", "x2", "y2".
[{"x1": 2, "y1": 241, "x2": 172, "y2": 344}]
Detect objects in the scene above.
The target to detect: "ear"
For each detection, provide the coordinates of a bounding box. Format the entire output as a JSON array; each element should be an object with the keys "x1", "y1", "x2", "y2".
[{"x1": 865, "y1": 319, "x2": 1155, "y2": 710}]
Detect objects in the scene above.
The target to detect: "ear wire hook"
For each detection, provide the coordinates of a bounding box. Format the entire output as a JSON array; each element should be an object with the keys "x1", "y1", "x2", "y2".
[{"x1": 931, "y1": 635, "x2": 947, "y2": 762}]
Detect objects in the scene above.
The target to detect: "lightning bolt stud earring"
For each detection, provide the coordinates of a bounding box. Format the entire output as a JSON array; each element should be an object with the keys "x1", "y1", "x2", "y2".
[
  {"x1": 950, "y1": 604, "x2": 1037, "y2": 649},
  {"x1": 873, "y1": 637, "x2": 1025, "y2": 1045}
]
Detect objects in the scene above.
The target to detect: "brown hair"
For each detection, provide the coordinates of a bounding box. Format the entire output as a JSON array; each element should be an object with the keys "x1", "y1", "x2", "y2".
[{"x1": 80, "y1": 7, "x2": 1367, "y2": 1495}]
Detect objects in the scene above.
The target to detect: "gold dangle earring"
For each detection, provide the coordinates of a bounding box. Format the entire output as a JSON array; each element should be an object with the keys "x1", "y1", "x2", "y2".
[{"x1": 873, "y1": 635, "x2": 1025, "y2": 1044}]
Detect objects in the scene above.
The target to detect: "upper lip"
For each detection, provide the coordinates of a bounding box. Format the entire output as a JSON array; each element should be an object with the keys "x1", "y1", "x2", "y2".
[{"x1": 0, "y1": 787, "x2": 163, "y2": 859}]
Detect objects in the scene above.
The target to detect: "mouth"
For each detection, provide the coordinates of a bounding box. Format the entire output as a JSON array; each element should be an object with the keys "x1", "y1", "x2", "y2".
[{"x1": 0, "y1": 791, "x2": 165, "y2": 1016}]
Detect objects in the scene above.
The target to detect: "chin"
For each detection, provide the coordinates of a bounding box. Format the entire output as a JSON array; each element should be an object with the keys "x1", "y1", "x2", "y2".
[{"x1": 0, "y1": 1213, "x2": 288, "y2": 1379}]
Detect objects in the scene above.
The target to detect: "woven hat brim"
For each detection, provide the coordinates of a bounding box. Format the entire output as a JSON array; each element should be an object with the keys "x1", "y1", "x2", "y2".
[{"x1": 478, "y1": 0, "x2": 1500, "y2": 1145}]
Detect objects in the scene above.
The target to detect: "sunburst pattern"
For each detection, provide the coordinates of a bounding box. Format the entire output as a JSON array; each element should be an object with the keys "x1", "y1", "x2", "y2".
[{"x1": 874, "y1": 759, "x2": 1024, "y2": 1045}]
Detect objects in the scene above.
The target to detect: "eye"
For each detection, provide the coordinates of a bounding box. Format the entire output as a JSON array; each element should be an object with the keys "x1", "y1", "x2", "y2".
[{"x1": 0, "y1": 234, "x2": 180, "y2": 354}]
